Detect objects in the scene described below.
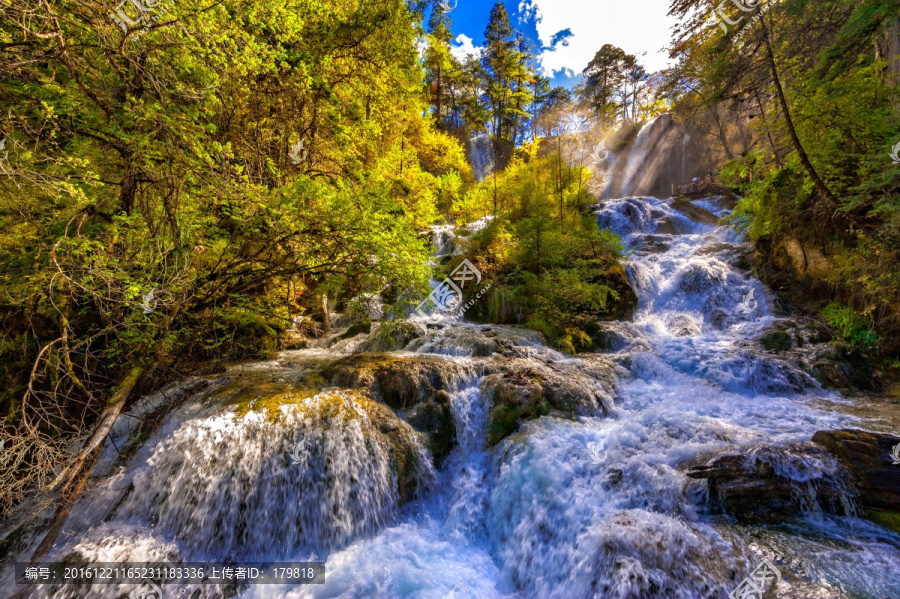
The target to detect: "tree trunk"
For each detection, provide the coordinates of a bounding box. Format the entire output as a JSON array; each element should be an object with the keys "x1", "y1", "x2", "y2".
[
  {"x1": 753, "y1": 86, "x2": 782, "y2": 168},
  {"x1": 436, "y1": 65, "x2": 442, "y2": 122},
  {"x1": 492, "y1": 170, "x2": 498, "y2": 215},
  {"x1": 877, "y1": 18, "x2": 900, "y2": 112},
  {"x1": 120, "y1": 154, "x2": 137, "y2": 214},
  {"x1": 321, "y1": 292, "x2": 331, "y2": 334},
  {"x1": 708, "y1": 104, "x2": 734, "y2": 160},
  {"x1": 761, "y1": 17, "x2": 836, "y2": 206}
]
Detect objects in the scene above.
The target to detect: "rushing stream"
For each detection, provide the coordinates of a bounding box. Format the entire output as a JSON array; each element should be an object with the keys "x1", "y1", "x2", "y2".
[{"x1": 6, "y1": 196, "x2": 900, "y2": 599}]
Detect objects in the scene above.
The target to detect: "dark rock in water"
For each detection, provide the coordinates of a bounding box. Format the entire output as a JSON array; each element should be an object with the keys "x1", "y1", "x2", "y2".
[
  {"x1": 669, "y1": 314, "x2": 702, "y2": 337},
  {"x1": 585, "y1": 321, "x2": 635, "y2": 351},
  {"x1": 810, "y1": 343, "x2": 883, "y2": 391},
  {"x1": 811, "y1": 429, "x2": 900, "y2": 532},
  {"x1": 655, "y1": 216, "x2": 679, "y2": 235},
  {"x1": 687, "y1": 442, "x2": 854, "y2": 523},
  {"x1": 406, "y1": 389, "x2": 455, "y2": 464},
  {"x1": 363, "y1": 397, "x2": 436, "y2": 505},
  {"x1": 340, "y1": 318, "x2": 372, "y2": 339},
  {"x1": 751, "y1": 320, "x2": 883, "y2": 392},
  {"x1": 679, "y1": 262, "x2": 726, "y2": 294},
  {"x1": 709, "y1": 309, "x2": 728, "y2": 330},
  {"x1": 632, "y1": 234, "x2": 670, "y2": 254},
  {"x1": 323, "y1": 354, "x2": 466, "y2": 464},
  {"x1": 482, "y1": 369, "x2": 549, "y2": 446},
  {"x1": 594, "y1": 259, "x2": 639, "y2": 322},
  {"x1": 670, "y1": 198, "x2": 720, "y2": 226},
  {"x1": 759, "y1": 330, "x2": 793, "y2": 352},
  {"x1": 811, "y1": 358, "x2": 855, "y2": 390}
]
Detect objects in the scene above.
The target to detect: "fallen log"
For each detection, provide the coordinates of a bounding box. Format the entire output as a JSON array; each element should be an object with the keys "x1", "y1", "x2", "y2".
[{"x1": 30, "y1": 365, "x2": 144, "y2": 560}]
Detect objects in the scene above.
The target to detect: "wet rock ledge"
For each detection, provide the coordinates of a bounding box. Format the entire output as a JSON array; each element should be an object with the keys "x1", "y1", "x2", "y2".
[{"x1": 687, "y1": 429, "x2": 900, "y2": 533}]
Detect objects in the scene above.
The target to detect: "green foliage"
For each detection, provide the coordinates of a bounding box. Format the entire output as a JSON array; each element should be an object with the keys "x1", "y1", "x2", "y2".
[
  {"x1": 822, "y1": 302, "x2": 881, "y2": 351},
  {"x1": 0, "y1": 0, "x2": 466, "y2": 513},
  {"x1": 450, "y1": 144, "x2": 628, "y2": 352},
  {"x1": 672, "y1": 0, "x2": 900, "y2": 354}
]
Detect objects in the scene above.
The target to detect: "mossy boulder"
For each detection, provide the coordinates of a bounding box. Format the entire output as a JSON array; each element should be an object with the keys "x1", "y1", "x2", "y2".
[
  {"x1": 586, "y1": 257, "x2": 639, "y2": 322},
  {"x1": 354, "y1": 321, "x2": 426, "y2": 352},
  {"x1": 483, "y1": 369, "x2": 550, "y2": 446},
  {"x1": 322, "y1": 353, "x2": 467, "y2": 409},
  {"x1": 759, "y1": 330, "x2": 793, "y2": 352},
  {"x1": 482, "y1": 358, "x2": 616, "y2": 446},
  {"x1": 322, "y1": 354, "x2": 465, "y2": 460},
  {"x1": 361, "y1": 395, "x2": 432, "y2": 504},
  {"x1": 340, "y1": 318, "x2": 372, "y2": 339}
]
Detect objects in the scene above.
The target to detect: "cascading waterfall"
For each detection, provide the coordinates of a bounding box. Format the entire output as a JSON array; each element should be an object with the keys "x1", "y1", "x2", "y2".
[
  {"x1": 600, "y1": 114, "x2": 717, "y2": 199},
  {"x1": 618, "y1": 121, "x2": 655, "y2": 197},
  {"x1": 7, "y1": 194, "x2": 900, "y2": 599},
  {"x1": 470, "y1": 134, "x2": 495, "y2": 182}
]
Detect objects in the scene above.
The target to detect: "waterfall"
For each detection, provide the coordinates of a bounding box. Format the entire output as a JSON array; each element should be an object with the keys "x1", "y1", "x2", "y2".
[
  {"x1": 602, "y1": 114, "x2": 714, "y2": 198},
  {"x1": 9, "y1": 194, "x2": 900, "y2": 599},
  {"x1": 619, "y1": 121, "x2": 656, "y2": 196},
  {"x1": 470, "y1": 134, "x2": 495, "y2": 182}
]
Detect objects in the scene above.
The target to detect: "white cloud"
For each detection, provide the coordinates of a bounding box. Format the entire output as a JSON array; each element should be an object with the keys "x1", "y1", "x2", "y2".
[
  {"x1": 521, "y1": 0, "x2": 678, "y2": 78},
  {"x1": 451, "y1": 34, "x2": 482, "y2": 62},
  {"x1": 416, "y1": 36, "x2": 428, "y2": 61}
]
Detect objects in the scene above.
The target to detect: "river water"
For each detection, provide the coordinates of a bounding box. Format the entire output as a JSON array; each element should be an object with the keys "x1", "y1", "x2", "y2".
[{"x1": 6, "y1": 196, "x2": 900, "y2": 599}]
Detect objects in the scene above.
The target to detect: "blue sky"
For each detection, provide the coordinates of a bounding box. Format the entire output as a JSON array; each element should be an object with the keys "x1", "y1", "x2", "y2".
[{"x1": 441, "y1": 0, "x2": 678, "y2": 88}]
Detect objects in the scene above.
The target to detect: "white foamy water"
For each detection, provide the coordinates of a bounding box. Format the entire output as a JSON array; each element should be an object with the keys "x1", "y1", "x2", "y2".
[{"x1": 7, "y1": 196, "x2": 900, "y2": 599}]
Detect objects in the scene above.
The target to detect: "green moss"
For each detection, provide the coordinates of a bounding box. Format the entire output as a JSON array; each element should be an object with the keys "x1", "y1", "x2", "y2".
[
  {"x1": 228, "y1": 387, "x2": 358, "y2": 422},
  {"x1": 487, "y1": 402, "x2": 522, "y2": 447},
  {"x1": 864, "y1": 509, "x2": 900, "y2": 534},
  {"x1": 759, "y1": 331, "x2": 793, "y2": 352}
]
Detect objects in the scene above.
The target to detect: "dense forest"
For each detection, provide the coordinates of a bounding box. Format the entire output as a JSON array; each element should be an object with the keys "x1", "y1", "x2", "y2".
[{"x1": 1, "y1": 0, "x2": 899, "y2": 562}]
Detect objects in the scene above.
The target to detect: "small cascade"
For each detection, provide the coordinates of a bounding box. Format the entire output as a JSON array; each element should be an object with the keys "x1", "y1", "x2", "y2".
[
  {"x1": 470, "y1": 134, "x2": 495, "y2": 182},
  {"x1": 43, "y1": 389, "x2": 435, "y2": 569},
  {"x1": 430, "y1": 223, "x2": 459, "y2": 258},
  {"x1": 744, "y1": 443, "x2": 858, "y2": 517}
]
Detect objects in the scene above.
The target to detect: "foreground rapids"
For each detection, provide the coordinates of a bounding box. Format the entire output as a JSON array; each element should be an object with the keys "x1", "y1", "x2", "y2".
[{"x1": 3, "y1": 196, "x2": 899, "y2": 599}]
